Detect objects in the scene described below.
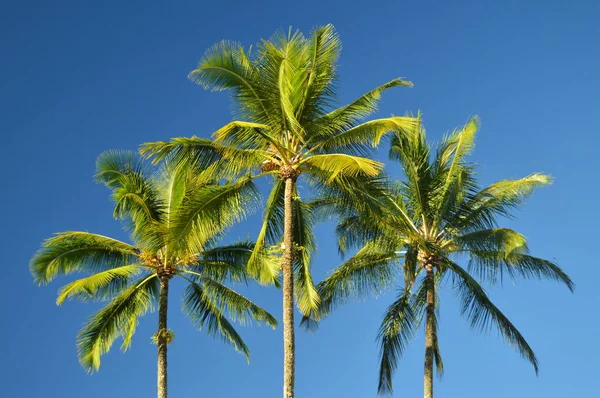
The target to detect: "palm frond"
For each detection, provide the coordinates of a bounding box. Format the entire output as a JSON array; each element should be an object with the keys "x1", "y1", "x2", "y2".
[
  {"x1": 292, "y1": 193, "x2": 319, "y2": 315},
  {"x1": 301, "y1": 153, "x2": 383, "y2": 183},
  {"x1": 443, "y1": 258, "x2": 539, "y2": 373},
  {"x1": 310, "y1": 78, "x2": 413, "y2": 140},
  {"x1": 95, "y1": 150, "x2": 163, "y2": 246},
  {"x1": 193, "y1": 276, "x2": 277, "y2": 328},
  {"x1": 377, "y1": 284, "x2": 423, "y2": 396},
  {"x1": 77, "y1": 274, "x2": 158, "y2": 372},
  {"x1": 305, "y1": 243, "x2": 399, "y2": 325},
  {"x1": 448, "y1": 173, "x2": 552, "y2": 232},
  {"x1": 168, "y1": 177, "x2": 258, "y2": 255},
  {"x1": 247, "y1": 178, "x2": 285, "y2": 284},
  {"x1": 57, "y1": 265, "x2": 142, "y2": 304},
  {"x1": 30, "y1": 232, "x2": 138, "y2": 285},
  {"x1": 182, "y1": 281, "x2": 251, "y2": 361},
  {"x1": 312, "y1": 116, "x2": 417, "y2": 153}
]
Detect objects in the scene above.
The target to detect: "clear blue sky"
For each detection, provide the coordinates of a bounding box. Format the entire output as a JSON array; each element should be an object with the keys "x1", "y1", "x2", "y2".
[{"x1": 2, "y1": 1, "x2": 598, "y2": 397}]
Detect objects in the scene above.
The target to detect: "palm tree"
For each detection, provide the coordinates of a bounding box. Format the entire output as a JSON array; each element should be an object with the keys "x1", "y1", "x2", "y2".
[
  {"x1": 140, "y1": 24, "x2": 416, "y2": 398},
  {"x1": 304, "y1": 116, "x2": 573, "y2": 397},
  {"x1": 30, "y1": 151, "x2": 277, "y2": 398}
]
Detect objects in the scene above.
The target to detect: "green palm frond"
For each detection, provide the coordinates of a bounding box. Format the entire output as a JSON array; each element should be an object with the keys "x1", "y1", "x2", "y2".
[
  {"x1": 195, "y1": 242, "x2": 256, "y2": 282},
  {"x1": 466, "y1": 250, "x2": 574, "y2": 290},
  {"x1": 301, "y1": 153, "x2": 383, "y2": 182},
  {"x1": 312, "y1": 116, "x2": 417, "y2": 153},
  {"x1": 193, "y1": 276, "x2": 277, "y2": 328},
  {"x1": 95, "y1": 150, "x2": 163, "y2": 247},
  {"x1": 30, "y1": 232, "x2": 138, "y2": 285},
  {"x1": 310, "y1": 79, "x2": 413, "y2": 139},
  {"x1": 443, "y1": 258, "x2": 539, "y2": 373},
  {"x1": 377, "y1": 285, "x2": 423, "y2": 396},
  {"x1": 296, "y1": 24, "x2": 340, "y2": 125},
  {"x1": 247, "y1": 178, "x2": 285, "y2": 284},
  {"x1": 448, "y1": 173, "x2": 552, "y2": 232},
  {"x1": 168, "y1": 177, "x2": 259, "y2": 255},
  {"x1": 292, "y1": 193, "x2": 319, "y2": 315},
  {"x1": 307, "y1": 243, "x2": 400, "y2": 324},
  {"x1": 57, "y1": 265, "x2": 142, "y2": 304},
  {"x1": 77, "y1": 274, "x2": 158, "y2": 372},
  {"x1": 182, "y1": 281, "x2": 251, "y2": 361}
]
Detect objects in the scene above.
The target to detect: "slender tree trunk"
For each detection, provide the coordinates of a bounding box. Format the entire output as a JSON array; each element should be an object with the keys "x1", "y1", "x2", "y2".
[
  {"x1": 424, "y1": 266, "x2": 435, "y2": 398},
  {"x1": 157, "y1": 277, "x2": 169, "y2": 398},
  {"x1": 282, "y1": 175, "x2": 296, "y2": 398}
]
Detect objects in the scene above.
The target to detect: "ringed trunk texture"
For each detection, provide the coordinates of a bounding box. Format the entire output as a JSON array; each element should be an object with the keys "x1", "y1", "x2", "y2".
[
  {"x1": 282, "y1": 176, "x2": 296, "y2": 398},
  {"x1": 157, "y1": 277, "x2": 169, "y2": 398},
  {"x1": 424, "y1": 266, "x2": 435, "y2": 398}
]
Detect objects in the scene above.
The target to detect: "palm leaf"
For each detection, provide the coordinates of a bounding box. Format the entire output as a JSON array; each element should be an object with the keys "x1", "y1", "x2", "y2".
[
  {"x1": 77, "y1": 274, "x2": 158, "y2": 372},
  {"x1": 182, "y1": 281, "x2": 251, "y2": 361},
  {"x1": 56, "y1": 265, "x2": 142, "y2": 304},
  {"x1": 30, "y1": 232, "x2": 138, "y2": 285},
  {"x1": 443, "y1": 258, "x2": 539, "y2": 373}
]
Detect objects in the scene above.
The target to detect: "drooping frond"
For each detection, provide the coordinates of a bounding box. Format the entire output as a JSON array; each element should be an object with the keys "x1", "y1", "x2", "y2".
[
  {"x1": 292, "y1": 192, "x2": 319, "y2": 315},
  {"x1": 464, "y1": 248, "x2": 574, "y2": 290},
  {"x1": 306, "y1": 242, "x2": 400, "y2": 324},
  {"x1": 247, "y1": 178, "x2": 285, "y2": 284},
  {"x1": 30, "y1": 232, "x2": 138, "y2": 285},
  {"x1": 377, "y1": 283, "x2": 424, "y2": 396},
  {"x1": 182, "y1": 281, "x2": 251, "y2": 360},
  {"x1": 443, "y1": 258, "x2": 539, "y2": 373},
  {"x1": 194, "y1": 276, "x2": 277, "y2": 328},
  {"x1": 195, "y1": 242, "x2": 257, "y2": 282},
  {"x1": 56, "y1": 265, "x2": 142, "y2": 304},
  {"x1": 77, "y1": 274, "x2": 158, "y2": 372}
]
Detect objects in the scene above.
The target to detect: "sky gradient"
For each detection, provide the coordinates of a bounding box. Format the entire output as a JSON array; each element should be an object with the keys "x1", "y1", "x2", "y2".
[{"x1": 2, "y1": 1, "x2": 598, "y2": 397}]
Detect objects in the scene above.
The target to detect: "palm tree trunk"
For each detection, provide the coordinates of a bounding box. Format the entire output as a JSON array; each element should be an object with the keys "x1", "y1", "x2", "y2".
[
  {"x1": 157, "y1": 277, "x2": 169, "y2": 398},
  {"x1": 424, "y1": 266, "x2": 435, "y2": 398},
  {"x1": 282, "y1": 175, "x2": 296, "y2": 398}
]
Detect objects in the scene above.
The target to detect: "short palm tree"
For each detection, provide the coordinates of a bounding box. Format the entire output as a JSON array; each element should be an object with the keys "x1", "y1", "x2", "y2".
[
  {"x1": 305, "y1": 116, "x2": 573, "y2": 397},
  {"x1": 140, "y1": 24, "x2": 416, "y2": 398},
  {"x1": 30, "y1": 151, "x2": 277, "y2": 398}
]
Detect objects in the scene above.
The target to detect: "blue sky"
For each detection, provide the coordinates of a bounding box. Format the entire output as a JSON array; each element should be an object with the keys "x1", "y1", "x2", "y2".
[{"x1": 2, "y1": 1, "x2": 598, "y2": 397}]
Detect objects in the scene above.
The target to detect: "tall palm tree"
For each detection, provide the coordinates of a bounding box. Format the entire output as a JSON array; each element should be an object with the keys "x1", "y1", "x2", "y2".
[
  {"x1": 30, "y1": 151, "x2": 277, "y2": 398},
  {"x1": 304, "y1": 116, "x2": 573, "y2": 397},
  {"x1": 140, "y1": 24, "x2": 416, "y2": 398}
]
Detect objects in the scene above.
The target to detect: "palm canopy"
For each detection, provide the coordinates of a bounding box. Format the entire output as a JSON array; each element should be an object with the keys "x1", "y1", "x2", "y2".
[
  {"x1": 304, "y1": 116, "x2": 573, "y2": 395},
  {"x1": 140, "y1": 24, "x2": 416, "y2": 314},
  {"x1": 30, "y1": 150, "x2": 277, "y2": 372}
]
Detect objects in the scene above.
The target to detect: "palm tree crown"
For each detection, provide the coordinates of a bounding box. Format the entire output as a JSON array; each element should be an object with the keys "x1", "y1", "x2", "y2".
[
  {"x1": 30, "y1": 151, "x2": 276, "y2": 395},
  {"x1": 140, "y1": 24, "x2": 416, "y2": 398},
  {"x1": 307, "y1": 116, "x2": 573, "y2": 396}
]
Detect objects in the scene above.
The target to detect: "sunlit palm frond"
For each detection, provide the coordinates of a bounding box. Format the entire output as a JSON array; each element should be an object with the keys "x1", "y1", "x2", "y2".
[
  {"x1": 56, "y1": 265, "x2": 142, "y2": 305},
  {"x1": 448, "y1": 173, "x2": 552, "y2": 232},
  {"x1": 301, "y1": 153, "x2": 383, "y2": 183},
  {"x1": 30, "y1": 232, "x2": 138, "y2": 285},
  {"x1": 169, "y1": 177, "x2": 259, "y2": 255},
  {"x1": 77, "y1": 274, "x2": 158, "y2": 372},
  {"x1": 292, "y1": 193, "x2": 319, "y2": 315}
]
